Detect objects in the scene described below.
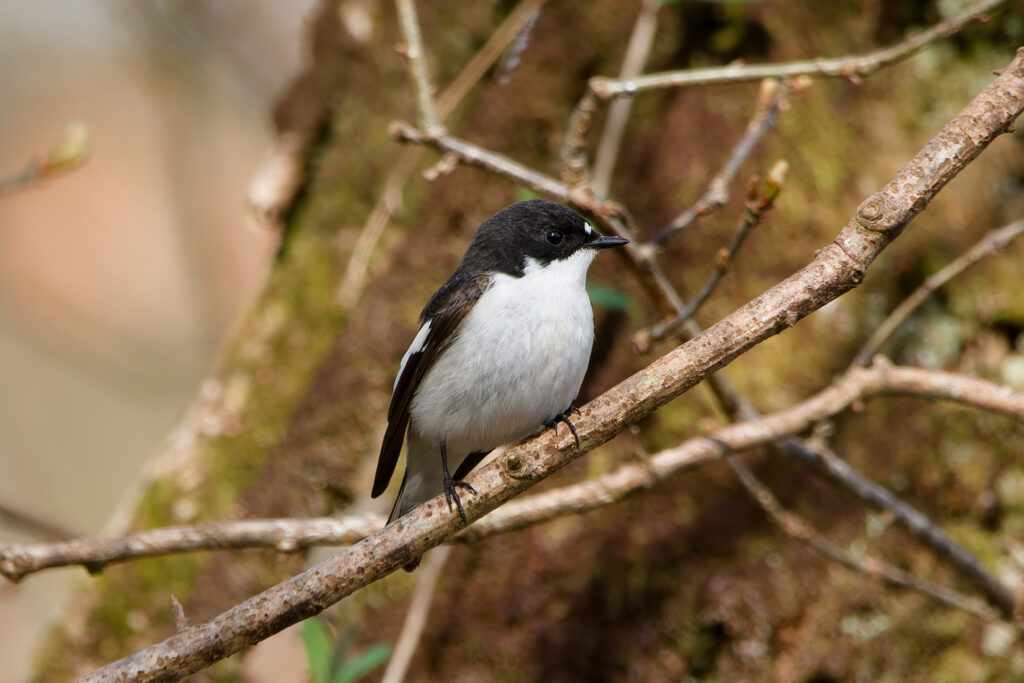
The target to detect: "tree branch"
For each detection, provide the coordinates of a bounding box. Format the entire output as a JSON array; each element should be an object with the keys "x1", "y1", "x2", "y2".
[
  {"x1": 590, "y1": 0, "x2": 661, "y2": 198},
  {"x1": 0, "y1": 121, "x2": 91, "y2": 198},
  {"x1": 774, "y1": 435, "x2": 1014, "y2": 614},
  {"x1": 652, "y1": 81, "x2": 787, "y2": 245},
  {"x1": 379, "y1": 545, "x2": 452, "y2": 683},
  {"x1": 637, "y1": 162, "x2": 787, "y2": 347},
  {"x1": 852, "y1": 217, "x2": 1024, "y2": 366},
  {"x1": 589, "y1": 0, "x2": 1007, "y2": 98},
  {"x1": 0, "y1": 500, "x2": 78, "y2": 542},
  {"x1": 394, "y1": 0, "x2": 441, "y2": 134},
  {"x1": 725, "y1": 455, "x2": 999, "y2": 621},
  {"x1": 338, "y1": 0, "x2": 549, "y2": 308}
]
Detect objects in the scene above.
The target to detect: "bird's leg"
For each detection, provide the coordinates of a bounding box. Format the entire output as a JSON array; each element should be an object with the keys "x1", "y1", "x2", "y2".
[
  {"x1": 544, "y1": 404, "x2": 581, "y2": 447},
  {"x1": 440, "y1": 440, "x2": 475, "y2": 525}
]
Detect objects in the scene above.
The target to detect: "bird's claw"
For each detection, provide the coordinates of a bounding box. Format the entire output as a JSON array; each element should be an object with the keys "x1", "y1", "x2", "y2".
[
  {"x1": 545, "y1": 405, "x2": 581, "y2": 448},
  {"x1": 443, "y1": 473, "x2": 476, "y2": 525}
]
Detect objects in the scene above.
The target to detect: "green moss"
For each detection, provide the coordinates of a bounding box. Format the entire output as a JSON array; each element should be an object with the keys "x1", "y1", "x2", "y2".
[{"x1": 136, "y1": 477, "x2": 184, "y2": 530}]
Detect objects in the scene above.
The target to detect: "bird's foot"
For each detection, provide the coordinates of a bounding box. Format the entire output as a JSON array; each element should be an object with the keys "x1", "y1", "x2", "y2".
[
  {"x1": 440, "y1": 440, "x2": 475, "y2": 525},
  {"x1": 545, "y1": 404, "x2": 581, "y2": 447},
  {"x1": 443, "y1": 471, "x2": 476, "y2": 525}
]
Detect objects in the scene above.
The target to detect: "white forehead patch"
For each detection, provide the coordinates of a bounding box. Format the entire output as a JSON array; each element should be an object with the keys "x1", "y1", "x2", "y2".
[{"x1": 583, "y1": 222, "x2": 595, "y2": 237}]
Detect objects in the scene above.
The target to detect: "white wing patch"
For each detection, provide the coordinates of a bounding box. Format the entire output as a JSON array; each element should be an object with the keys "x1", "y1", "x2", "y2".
[{"x1": 395, "y1": 320, "x2": 431, "y2": 392}]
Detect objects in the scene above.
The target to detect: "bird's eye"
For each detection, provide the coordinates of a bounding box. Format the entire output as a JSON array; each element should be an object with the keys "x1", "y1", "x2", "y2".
[{"x1": 546, "y1": 230, "x2": 563, "y2": 245}]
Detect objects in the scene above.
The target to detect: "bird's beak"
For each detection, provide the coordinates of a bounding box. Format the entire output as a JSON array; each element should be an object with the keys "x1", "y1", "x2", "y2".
[{"x1": 589, "y1": 235, "x2": 630, "y2": 249}]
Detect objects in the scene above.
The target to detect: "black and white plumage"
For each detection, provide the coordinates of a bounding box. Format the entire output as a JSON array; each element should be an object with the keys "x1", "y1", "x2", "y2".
[{"x1": 371, "y1": 199, "x2": 628, "y2": 526}]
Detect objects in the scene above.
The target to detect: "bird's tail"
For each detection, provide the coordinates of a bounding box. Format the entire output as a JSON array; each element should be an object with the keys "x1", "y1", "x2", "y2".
[
  {"x1": 386, "y1": 472, "x2": 413, "y2": 525},
  {"x1": 386, "y1": 432, "x2": 446, "y2": 525},
  {"x1": 386, "y1": 470, "x2": 426, "y2": 571}
]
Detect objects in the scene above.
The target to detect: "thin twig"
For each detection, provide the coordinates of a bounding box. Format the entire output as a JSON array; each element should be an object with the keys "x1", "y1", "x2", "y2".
[
  {"x1": 435, "y1": 0, "x2": 548, "y2": 118},
  {"x1": 852, "y1": 217, "x2": 1024, "y2": 367},
  {"x1": 589, "y1": 0, "x2": 1007, "y2": 98},
  {"x1": 725, "y1": 455, "x2": 999, "y2": 621},
  {"x1": 6, "y1": 362, "x2": 1022, "y2": 583},
  {"x1": 590, "y1": 0, "x2": 661, "y2": 198},
  {"x1": 638, "y1": 162, "x2": 788, "y2": 347},
  {"x1": 653, "y1": 80, "x2": 788, "y2": 245},
  {"x1": 380, "y1": 545, "x2": 452, "y2": 683},
  {"x1": 0, "y1": 500, "x2": 78, "y2": 542},
  {"x1": 0, "y1": 121, "x2": 91, "y2": 198},
  {"x1": 494, "y1": 6, "x2": 541, "y2": 85},
  {"x1": 390, "y1": 122, "x2": 567, "y2": 198},
  {"x1": 559, "y1": 89, "x2": 600, "y2": 188},
  {"x1": 773, "y1": 435, "x2": 1015, "y2": 614},
  {"x1": 338, "y1": 0, "x2": 548, "y2": 308},
  {"x1": 0, "y1": 516, "x2": 382, "y2": 582},
  {"x1": 390, "y1": 121, "x2": 691, "y2": 319},
  {"x1": 395, "y1": 0, "x2": 441, "y2": 135},
  {"x1": 170, "y1": 595, "x2": 190, "y2": 632}
]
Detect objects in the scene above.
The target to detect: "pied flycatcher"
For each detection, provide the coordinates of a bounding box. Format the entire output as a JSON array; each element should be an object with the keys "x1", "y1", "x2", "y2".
[{"x1": 372, "y1": 199, "x2": 628, "y2": 527}]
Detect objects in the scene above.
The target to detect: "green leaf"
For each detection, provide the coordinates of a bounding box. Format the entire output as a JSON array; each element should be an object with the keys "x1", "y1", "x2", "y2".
[
  {"x1": 586, "y1": 283, "x2": 633, "y2": 311},
  {"x1": 334, "y1": 642, "x2": 394, "y2": 683},
  {"x1": 515, "y1": 187, "x2": 540, "y2": 202},
  {"x1": 301, "y1": 618, "x2": 335, "y2": 683}
]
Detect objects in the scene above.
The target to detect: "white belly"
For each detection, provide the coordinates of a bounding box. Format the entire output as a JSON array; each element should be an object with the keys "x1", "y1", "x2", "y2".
[{"x1": 409, "y1": 252, "x2": 596, "y2": 455}]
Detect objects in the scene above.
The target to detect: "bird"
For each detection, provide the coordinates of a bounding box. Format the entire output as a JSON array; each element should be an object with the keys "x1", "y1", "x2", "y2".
[{"x1": 371, "y1": 199, "x2": 629, "y2": 529}]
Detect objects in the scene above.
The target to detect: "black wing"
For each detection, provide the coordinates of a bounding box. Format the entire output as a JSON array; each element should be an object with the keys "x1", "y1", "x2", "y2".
[{"x1": 371, "y1": 273, "x2": 491, "y2": 498}]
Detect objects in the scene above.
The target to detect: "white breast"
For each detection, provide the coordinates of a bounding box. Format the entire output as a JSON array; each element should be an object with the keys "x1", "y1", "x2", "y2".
[{"x1": 409, "y1": 250, "x2": 598, "y2": 455}]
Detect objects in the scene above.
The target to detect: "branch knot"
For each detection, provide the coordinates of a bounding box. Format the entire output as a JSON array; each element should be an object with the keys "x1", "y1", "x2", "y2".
[{"x1": 855, "y1": 194, "x2": 889, "y2": 229}]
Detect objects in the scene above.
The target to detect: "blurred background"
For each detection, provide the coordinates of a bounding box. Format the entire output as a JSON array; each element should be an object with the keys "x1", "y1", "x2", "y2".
[{"x1": 0, "y1": 2, "x2": 315, "y2": 677}]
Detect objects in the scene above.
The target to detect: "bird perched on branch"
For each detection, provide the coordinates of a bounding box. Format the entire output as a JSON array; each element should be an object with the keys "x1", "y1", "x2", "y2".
[{"x1": 372, "y1": 199, "x2": 628, "y2": 532}]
